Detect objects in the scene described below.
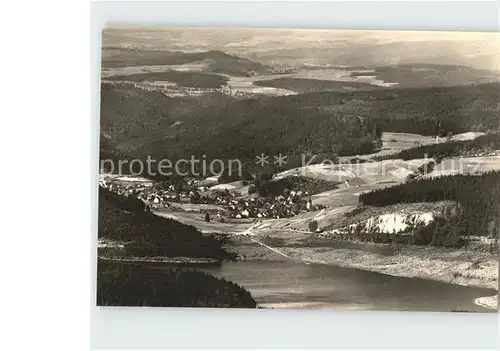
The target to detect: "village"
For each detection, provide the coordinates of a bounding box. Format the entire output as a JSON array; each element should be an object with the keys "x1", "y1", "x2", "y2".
[
  {"x1": 101, "y1": 79, "x2": 257, "y2": 98},
  {"x1": 99, "y1": 173, "x2": 326, "y2": 221}
]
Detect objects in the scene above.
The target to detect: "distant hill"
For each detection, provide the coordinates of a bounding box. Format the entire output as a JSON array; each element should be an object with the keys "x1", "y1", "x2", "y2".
[
  {"x1": 102, "y1": 48, "x2": 272, "y2": 77},
  {"x1": 350, "y1": 64, "x2": 498, "y2": 88},
  {"x1": 101, "y1": 28, "x2": 500, "y2": 71}
]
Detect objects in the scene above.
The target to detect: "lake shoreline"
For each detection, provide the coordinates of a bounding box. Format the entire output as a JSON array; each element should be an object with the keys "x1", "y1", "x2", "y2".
[
  {"x1": 98, "y1": 255, "x2": 220, "y2": 264},
  {"x1": 226, "y1": 236, "x2": 498, "y2": 309}
]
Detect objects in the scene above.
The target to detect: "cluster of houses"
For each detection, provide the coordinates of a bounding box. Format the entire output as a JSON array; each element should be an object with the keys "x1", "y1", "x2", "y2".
[
  {"x1": 195, "y1": 190, "x2": 325, "y2": 219},
  {"x1": 99, "y1": 173, "x2": 326, "y2": 220},
  {"x1": 228, "y1": 197, "x2": 324, "y2": 219},
  {"x1": 99, "y1": 177, "x2": 194, "y2": 210}
]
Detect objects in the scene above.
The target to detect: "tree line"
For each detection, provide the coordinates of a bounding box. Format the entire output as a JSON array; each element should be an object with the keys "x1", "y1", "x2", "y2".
[{"x1": 359, "y1": 171, "x2": 500, "y2": 241}]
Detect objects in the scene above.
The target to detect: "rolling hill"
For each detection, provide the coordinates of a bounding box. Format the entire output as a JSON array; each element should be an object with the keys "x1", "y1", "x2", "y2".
[
  {"x1": 102, "y1": 28, "x2": 500, "y2": 72},
  {"x1": 102, "y1": 48, "x2": 272, "y2": 77},
  {"x1": 350, "y1": 64, "x2": 499, "y2": 88}
]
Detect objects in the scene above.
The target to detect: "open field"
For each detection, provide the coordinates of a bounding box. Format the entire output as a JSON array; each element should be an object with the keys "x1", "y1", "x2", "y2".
[
  {"x1": 106, "y1": 71, "x2": 229, "y2": 89},
  {"x1": 249, "y1": 68, "x2": 398, "y2": 87},
  {"x1": 338, "y1": 132, "x2": 480, "y2": 161},
  {"x1": 168, "y1": 203, "x2": 225, "y2": 212},
  {"x1": 154, "y1": 210, "x2": 255, "y2": 234},
  {"x1": 423, "y1": 156, "x2": 500, "y2": 178},
  {"x1": 310, "y1": 182, "x2": 398, "y2": 208},
  {"x1": 252, "y1": 77, "x2": 385, "y2": 93},
  {"x1": 254, "y1": 206, "x2": 357, "y2": 232},
  {"x1": 341, "y1": 132, "x2": 436, "y2": 160},
  {"x1": 449, "y1": 132, "x2": 486, "y2": 142},
  {"x1": 101, "y1": 60, "x2": 496, "y2": 98},
  {"x1": 275, "y1": 157, "x2": 431, "y2": 184},
  {"x1": 101, "y1": 61, "x2": 213, "y2": 77}
]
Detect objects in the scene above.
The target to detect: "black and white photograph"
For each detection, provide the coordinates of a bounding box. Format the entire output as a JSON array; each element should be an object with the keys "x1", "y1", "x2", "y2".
[{"x1": 97, "y1": 27, "x2": 499, "y2": 312}]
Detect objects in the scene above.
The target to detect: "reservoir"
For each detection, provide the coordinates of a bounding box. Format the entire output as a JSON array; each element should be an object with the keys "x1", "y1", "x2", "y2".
[{"x1": 200, "y1": 261, "x2": 497, "y2": 312}]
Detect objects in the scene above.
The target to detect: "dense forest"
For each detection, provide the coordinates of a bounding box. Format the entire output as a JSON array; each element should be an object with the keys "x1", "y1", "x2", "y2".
[
  {"x1": 98, "y1": 188, "x2": 233, "y2": 259},
  {"x1": 99, "y1": 83, "x2": 235, "y2": 150},
  {"x1": 97, "y1": 260, "x2": 257, "y2": 308},
  {"x1": 100, "y1": 81, "x2": 499, "y2": 178},
  {"x1": 359, "y1": 171, "x2": 500, "y2": 242}
]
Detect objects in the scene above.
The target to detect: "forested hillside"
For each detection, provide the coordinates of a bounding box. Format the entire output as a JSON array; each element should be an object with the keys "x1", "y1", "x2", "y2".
[
  {"x1": 97, "y1": 260, "x2": 257, "y2": 308},
  {"x1": 100, "y1": 82, "x2": 500, "y2": 177},
  {"x1": 98, "y1": 188, "x2": 232, "y2": 259},
  {"x1": 359, "y1": 171, "x2": 500, "y2": 241},
  {"x1": 286, "y1": 82, "x2": 500, "y2": 135},
  {"x1": 100, "y1": 83, "x2": 235, "y2": 152}
]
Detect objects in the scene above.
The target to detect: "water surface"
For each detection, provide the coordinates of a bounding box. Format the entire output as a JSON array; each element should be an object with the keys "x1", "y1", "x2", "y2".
[{"x1": 200, "y1": 260, "x2": 496, "y2": 312}]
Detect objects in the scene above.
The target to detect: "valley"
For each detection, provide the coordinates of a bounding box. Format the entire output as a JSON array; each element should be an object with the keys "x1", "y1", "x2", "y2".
[
  {"x1": 97, "y1": 28, "x2": 500, "y2": 311},
  {"x1": 99, "y1": 129, "x2": 500, "y2": 310}
]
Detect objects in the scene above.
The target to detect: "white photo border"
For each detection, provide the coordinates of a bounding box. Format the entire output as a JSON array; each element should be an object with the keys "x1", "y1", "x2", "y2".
[{"x1": 91, "y1": 1, "x2": 499, "y2": 350}]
